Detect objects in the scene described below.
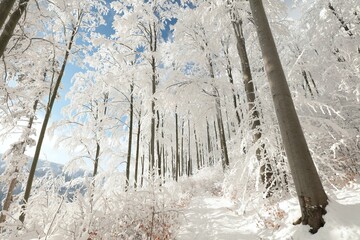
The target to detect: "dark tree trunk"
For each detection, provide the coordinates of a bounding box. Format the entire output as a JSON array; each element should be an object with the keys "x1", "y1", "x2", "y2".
[
  {"x1": 134, "y1": 110, "x2": 142, "y2": 189},
  {"x1": 0, "y1": 0, "x2": 30, "y2": 57},
  {"x1": 223, "y1": 44, "x2": 242, "y2": 126},
  {"x1": 126, "y1": 83, "x2": 134, "y2": 188},
  {"x1": 149, "y1": 22, "x2": 157, "y2": 173},
  {"x1": 194, "y1": 126, "x2": 200, "y2": 170},
  {"x1": 156, "y1": 111, "x2": 162, "y2": 179},
  {"x1": 140, "y1": 154, "x2": 145, "y2": 188},
  {"x1": 187, "y1": 119, "x2": 192, "y2": 176},
  {"x1": 180, "y1": 119, "x2": 185, "y2": 176},
  {"x1": 0, "y1": 0, "x2": 17, "y2": 30},
  {"x1": 206, "y1": 120, "x2": 213, "y2": 166},
  {"x1": 175, "y1": 110, "x2": 180, "y2": 181},
  {"x1": 231, "y1": 14, "x2": 273, "y2": 190},
  {"x1": 19, "y1": 11, "x2": 83, "y2": 224},
  {"x1": 250, "y1": 0, "x2": 328, "y2": 233}
]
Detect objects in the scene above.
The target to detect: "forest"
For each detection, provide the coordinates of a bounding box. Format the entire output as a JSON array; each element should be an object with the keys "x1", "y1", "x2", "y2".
[{"x1": 0, "y1": 0, "x2": 359, "y2": 239}]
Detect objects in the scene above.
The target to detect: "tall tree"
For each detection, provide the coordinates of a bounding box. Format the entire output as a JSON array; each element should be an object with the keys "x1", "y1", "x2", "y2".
[
  {"x1": 229, "y1": 4, "x2": 273, "y2": 192},
  {"x1": 126, "y1": 83, "x2": 134, "y2": 188},
  {"x1": 19, "y1": 10, "x2": 83, "y2": 224},
  {"x1": 249, "y1": 0, "x2": 328, "y2": 233}
]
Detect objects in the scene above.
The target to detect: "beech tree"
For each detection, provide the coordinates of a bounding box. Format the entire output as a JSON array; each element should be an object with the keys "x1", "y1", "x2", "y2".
[{"x1": 249, "y1": 0, "x2": 328, "y2": 233}]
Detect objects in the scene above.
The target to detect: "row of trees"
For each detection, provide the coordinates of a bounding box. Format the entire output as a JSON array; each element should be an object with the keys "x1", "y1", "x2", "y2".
[{"x1": 0, "y1": 0, "x2": 359, "y2": 236}]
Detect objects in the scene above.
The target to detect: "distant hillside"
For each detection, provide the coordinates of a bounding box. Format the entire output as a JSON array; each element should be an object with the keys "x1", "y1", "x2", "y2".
[{"x1": 0, "y1": 155, "x2": 85, "y2": 210}]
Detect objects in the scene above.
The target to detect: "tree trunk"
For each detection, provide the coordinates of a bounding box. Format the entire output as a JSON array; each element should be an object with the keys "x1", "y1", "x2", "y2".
[
  {"x1": 187, "y1": 119, "x2": 192, "y2": 176},
  {"x1": 156, "y1": 110, "x2": 162, "y2": 179},
  {"x1": 180, "y1": 119, "x2": 185, "y2": 176},
  {"x1": 19, "y1": 11, "x2": 83, "y2": 224},
  {"x1": 0, "y1": 0, "x2": 30, "y2": 58},
  {"x1": 126, "y1": 83, "x2": 134, "y2": 189},
  {"x1": 175, "y1": 110, "x2": 180, "y2": 181},
  {"x1": 232, "y1": 16, "x2": 273, "y2": 189},
  {"x1": 0, "y1": 100, "x2": 38, "y2": 225},
  {"x1": 134, "y1": 110, "x2": 142, "y2": 189},
  {"x1": 93, "y1": 93, "x2": 108, "y2": 179},
  {"x1": 250, "y1": 0, "x2": 328, "y2": 233},
  {"x1": 206, "y1": 120, "x2": 212, "y2": 166},
  {"x1": 223, "y1": 45, "x2": 241, "y2": 126},
  {"x1": 149, "y1": 22, "x2": 157, "y2": 173},
  {"x1": 0, "y1": 0, "x2": 17, "y2": 30},
  {"x1": 208, "y1": 55, "x2": 230, "y2": 169},
  {"x1": 140, "y1": 154, "x2": 145, "y2": 188},
  {"x1": 194, "y1": 126, "x2": 200, "y2": 170}
]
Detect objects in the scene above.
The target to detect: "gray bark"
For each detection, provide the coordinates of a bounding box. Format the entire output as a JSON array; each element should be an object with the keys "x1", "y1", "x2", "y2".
[{"x1": 249, "y1": 0, "x2": 328, "y2": 233}]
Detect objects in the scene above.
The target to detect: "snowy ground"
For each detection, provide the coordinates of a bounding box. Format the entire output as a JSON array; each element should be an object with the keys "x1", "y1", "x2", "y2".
[{"x1": 176, "y1": 181, "x2": 360, "y2": 240}]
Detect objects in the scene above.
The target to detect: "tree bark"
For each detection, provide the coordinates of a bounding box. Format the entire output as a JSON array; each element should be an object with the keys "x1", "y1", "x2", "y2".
[
  {"x1": 231, "y1": 16, "x2": 273, "y2": 189},
  {"x1": 223, "y1": 45, "x2": 241, "y2": 126},
  {"x1": 149, "y1": 23, "x2": 157, "y2": 173},
  {"x1": 0, "y1": 0, "x2": 30, "y2": 58},
  {"x1": 208, "y1": 55, "x2": 230, "y2": 169},
  {"x1": 0, "y1": 0, "x2": 17, "y2": 31},
  {"x1": 175, "y1": 110, "x2": 180, "y2": 181},
  {"x1": 126, "y1": 83, "x2": 134, "y2": 188},
  {"x1": 134, "y1": 110, "x2": 142, "y2": 188},
  {"x1": 249, "y1": 0, "x2": 328, "y2": 233},
  {"x1": 206, "y1": 119, "x2": 213, "y2": 166},
  {"x1": 19, "y1": 11, "x2": 82, "y2": 224},
  {"x1": 156, "y1": 110, "x2": 162, "y2": 179}
]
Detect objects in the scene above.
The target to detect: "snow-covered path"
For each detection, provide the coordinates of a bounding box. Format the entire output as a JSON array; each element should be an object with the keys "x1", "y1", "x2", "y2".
[
  {"x1": 176, "y1": 195, "x2": 259, "y2": 240},
  {"x1": 175, "y1": 182, "x2": 360, "y2": 240}
]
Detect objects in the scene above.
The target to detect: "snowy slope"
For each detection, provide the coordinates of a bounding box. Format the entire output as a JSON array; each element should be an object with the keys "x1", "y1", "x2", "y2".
[{"x1": 176, "y1": 181, "x2": 360, "y2": 240}]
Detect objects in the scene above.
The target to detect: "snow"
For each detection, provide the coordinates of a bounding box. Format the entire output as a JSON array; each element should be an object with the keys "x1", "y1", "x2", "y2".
[
  {"x1": 177, "y1": 195, "x2": 258, "y2": 240},
  {"x1": 176, "y1": 181, "x2": 360, "y2": 240}
]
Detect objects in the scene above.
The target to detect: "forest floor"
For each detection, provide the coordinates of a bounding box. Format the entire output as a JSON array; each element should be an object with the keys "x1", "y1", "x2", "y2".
[{"x1": 175, "y1": 180, "x2": 360, "y2": 240}]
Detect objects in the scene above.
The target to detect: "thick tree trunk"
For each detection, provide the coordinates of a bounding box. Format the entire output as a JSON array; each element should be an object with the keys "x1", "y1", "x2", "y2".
[
  {"x1": 19, "y1": 12, "x2": 82, "y2": 224},
  {"x1": 250, "y1": 0, "x2": 328, "y2": 233},
  {"x1": 0, "y1": 0, "x2": 17, "y2": 30},
  {"x1": 0, "y1": 0, "x2": 30, "y2": 58}
]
